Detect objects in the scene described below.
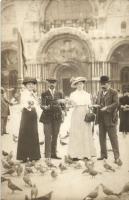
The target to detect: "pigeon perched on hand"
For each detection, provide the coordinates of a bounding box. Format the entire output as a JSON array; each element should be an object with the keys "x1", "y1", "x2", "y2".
[
  {"x1": 7, "y1": 179, "x2": 22, "y2": 193},
  {"x1": 103, "y1": 159, "x2": 115, "y2": 172},
  {"x1": 31, "y1": 184, "x2": 38, "y2": 199}
]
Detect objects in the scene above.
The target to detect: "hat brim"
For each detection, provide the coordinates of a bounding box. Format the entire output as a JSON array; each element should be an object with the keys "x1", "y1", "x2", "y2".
[
  {"x1": 23, "y1": 79, "x2": 37, "y2": 85},
  {"x1": 71, "y1": 79, "x2": 86, "y2": 88},
  {"x1": 100, "y1": 80, "x2": 111, "y2": 84},
  {"x1": 46, "y1": 79, "x2": 57, "y2": 83}
]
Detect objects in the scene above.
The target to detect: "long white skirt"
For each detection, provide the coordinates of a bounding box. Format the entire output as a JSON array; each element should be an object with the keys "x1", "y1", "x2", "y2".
[{"x1": 68, "y1": 106, "x2": 96, "y2": 159}]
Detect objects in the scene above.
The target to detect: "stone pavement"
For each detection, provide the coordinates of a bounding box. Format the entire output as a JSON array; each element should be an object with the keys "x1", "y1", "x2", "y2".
[{"x1": 1, "y1": 105, "x2": 129, "y2": 200}]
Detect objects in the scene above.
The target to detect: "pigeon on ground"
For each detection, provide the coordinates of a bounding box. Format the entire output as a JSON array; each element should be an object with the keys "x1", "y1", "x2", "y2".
[
  {"x1": 16, "y1": 163, "x2": 23, "y2": 176},
  {"x1": 6, "y1": 151, "x2": 13, "y2": 162},
  {"x1": 64, "y1": 155, "x2": 73, "y2": 165},
  {"x1": 119, "y1": 182, "x2": 129, "y2": 195},
  {"x1": 82, "y1": 168, "x2": 89, "y2": 174},
  {"x1": 74, "y1": 162, "x2": 82, "y2": 169},
  {"x1": 103, "y1": 159, "x2": 115, "y2": 172},
  {"x1": 2, "y1": 150, "x2": 9, "y2": 156},
  {"x1": 25, "y1": 159, "x2": 36, "y2": 168},
  {"x1": 31, "y1": 184, "x2": 38, "y2": 199},
  {"x1": 46, "y1": 162, "x2": 57, "y2": 169},
  {"x1": 38, "y1": 165, "x2": 47, "y2": 175},
  {"x1": 83, "y1": 186, "x2": 99, "y2": 200},
  {"x1": 25, "y1": 195, "x2": 30, "y2": 200},
  {"x1": 23, "y1": 171, "x2": 32, "y2": 187},
  {"x1": 1, "y1": 176, "x2": 8, "y2": 182},
  {"x1": 12, "y1": 134, "x2": 18, "y2": 142},
  {"x1": 7, "y1": 179, "x2": 22, "y2": 193},
  {"x1": 3, "y1": 166, "x2": 16, "y2": 176},
  {"x1": 51, "y1": 170, "x2": 58, "y2": 179},
  {"x1": 60, "y1": 139, "x2": 67, "y2": 145},
  {"x1": 2, "y1": 160, "x2": 11, "y2": 169},
  {"x1": 89, "y1": 168, "x2": 102, "y2": 178},
  {"x1": 36, "y1": 191, "x2": 53, "y2": 200},
  {"x1": 59, "y1": 163, "x2": 67, "y2": 172},
  {"x1": 25, "y1": 167, "x2": 34, "y2": 174},
  {"x1": 101, "y1": 184, "x2": 118, "y2": 196}
]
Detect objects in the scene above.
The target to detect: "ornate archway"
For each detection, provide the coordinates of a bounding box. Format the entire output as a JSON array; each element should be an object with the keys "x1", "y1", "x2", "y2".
[
  {"x1": 107, "y1": 41, "x2": 129, "y2": 90},
  {"x1": 1, "y1": 49, "x2": 18, "y2": 98},
  {"x1": 37, "y1": 27, "x2": 93, "y2": 94}
]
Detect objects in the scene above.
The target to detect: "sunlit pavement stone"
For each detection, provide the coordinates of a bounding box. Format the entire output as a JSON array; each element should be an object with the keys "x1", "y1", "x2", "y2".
[{"x1": 1, "y1": 106, "x2": 129, "y2": 200}]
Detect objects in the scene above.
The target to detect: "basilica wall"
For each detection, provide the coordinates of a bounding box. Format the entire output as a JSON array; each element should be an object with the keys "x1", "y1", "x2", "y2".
[{"x1": 1, "y1": 0, "x2": 129, "y2": 96}]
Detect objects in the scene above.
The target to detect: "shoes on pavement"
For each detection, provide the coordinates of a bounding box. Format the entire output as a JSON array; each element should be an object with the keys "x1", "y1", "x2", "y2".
[
  {"x1": 97, "y1": 157, "x2": 107, "y2": 160},
  {"x1": 72, "y1": 158, "x2": 81, "y2": 161},
  {"x1": 51, "y1": 155, "x2": 61, "y2": 160},
  {"x1": 114, "y1": 158, "x2": 123, "y2": 166}
]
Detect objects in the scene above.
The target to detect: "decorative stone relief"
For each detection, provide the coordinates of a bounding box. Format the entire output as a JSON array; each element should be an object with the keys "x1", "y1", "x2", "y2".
[
  {"x1": 24, "y1": 0, "x2": 41, "y2": 22},
  {"x1": 1, "y1": 4, "x2": 17, "y2": 24},
  {"x1": 41, "y1": 37, "x2": 89, "y2": 64},
  {"x1": 107, "y1": 0, "x2": 129, "y2": 16}
]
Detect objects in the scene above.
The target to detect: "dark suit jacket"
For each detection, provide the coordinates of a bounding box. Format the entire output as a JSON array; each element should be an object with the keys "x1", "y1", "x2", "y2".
[
  {"x1": 39, "y1": 90, "x2": 64, "y2": 124},
  {"x1": 95, "y1": 88, "x2": 119, "y2": 126}
]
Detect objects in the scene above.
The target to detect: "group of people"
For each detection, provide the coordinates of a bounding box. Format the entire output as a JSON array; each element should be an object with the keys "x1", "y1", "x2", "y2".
[{"x1": 1, "y1": 75, "x2": 129, "y2": 166}]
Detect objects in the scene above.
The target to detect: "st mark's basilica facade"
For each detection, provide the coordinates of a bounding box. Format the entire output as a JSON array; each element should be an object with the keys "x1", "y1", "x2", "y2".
[{"x1": 1, "y1": 0, "x2": 129, "y2": 97}]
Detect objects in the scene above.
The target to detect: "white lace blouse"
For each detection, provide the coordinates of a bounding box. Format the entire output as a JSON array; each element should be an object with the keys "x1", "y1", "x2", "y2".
[{"x1": 70, "y1": 90, "x2": 91, "y2": 106}]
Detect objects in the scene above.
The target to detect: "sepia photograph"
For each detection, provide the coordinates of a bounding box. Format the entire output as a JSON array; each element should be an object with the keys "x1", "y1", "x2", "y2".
[{"x1": 1, "y1": 0, "x2": 129, "y2": 199}]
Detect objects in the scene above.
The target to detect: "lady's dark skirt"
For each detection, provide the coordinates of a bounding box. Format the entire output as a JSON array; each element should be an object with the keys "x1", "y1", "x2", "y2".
[
  {"x1": 17, "y1": 108, "x2": 41, "y2": 161},
  {"x1": 119, "y1": 110, "x2": 129, "y2": 132}
]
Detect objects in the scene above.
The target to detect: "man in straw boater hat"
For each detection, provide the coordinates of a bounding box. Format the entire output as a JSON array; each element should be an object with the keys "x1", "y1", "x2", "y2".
[
  {"x1": 40, "y1": 78, "x2": 65, "y2": 163},
  {"x1": 95, "y1": 75, "x2": 122, "y2": 166}
]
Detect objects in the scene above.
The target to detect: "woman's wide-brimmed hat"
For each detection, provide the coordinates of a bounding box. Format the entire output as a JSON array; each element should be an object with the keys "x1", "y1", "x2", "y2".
[
  {"x1": 23, "y1": 77, "x2": 37, "y2": 85},
  {"x1": 71, "y1": 77, "x2": 87, "y2": 88}
]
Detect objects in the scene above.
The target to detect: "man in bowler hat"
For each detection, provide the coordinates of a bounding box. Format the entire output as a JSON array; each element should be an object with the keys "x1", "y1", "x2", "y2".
[
  {"x1": 95, "y1": 75, "x2": 122, "y2": 166},
  {"x1": 40, "y1": 78, "x2": 64, "y2": 162}
]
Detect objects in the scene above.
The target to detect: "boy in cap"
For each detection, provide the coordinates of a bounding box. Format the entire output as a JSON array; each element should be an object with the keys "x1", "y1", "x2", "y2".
[
  {"x1": 95, "y1": 75, "x2": 122, "y2": 166},
  {"x1": 40, "y1": 78, "x2": 64, "y2": 162}
]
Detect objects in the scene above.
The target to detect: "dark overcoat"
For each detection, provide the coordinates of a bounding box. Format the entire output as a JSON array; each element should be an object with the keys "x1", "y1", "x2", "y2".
[
  {"x1": 39, "y1": 90, "x2": 63, "y2": 124},
  {"x1": 95, "y1": 88, "x2": 119, "y2": 126}
]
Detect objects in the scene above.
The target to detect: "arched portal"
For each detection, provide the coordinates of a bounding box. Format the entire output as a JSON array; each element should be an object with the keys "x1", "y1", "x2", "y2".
[
  {"x1": 37, "y1": 28, "x2": 93, "y2": 94},
  {"x1": 1, "y1": 49, "x2": 18, "y2": 98},
  {"x1": 108, "y1": 43, "x2": 129, "y2": 90}
]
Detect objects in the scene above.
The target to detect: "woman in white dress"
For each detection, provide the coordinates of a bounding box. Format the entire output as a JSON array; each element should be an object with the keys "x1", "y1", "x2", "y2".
[{"x1": 68, "y1": 77, "x2": 96, "y2": 161}]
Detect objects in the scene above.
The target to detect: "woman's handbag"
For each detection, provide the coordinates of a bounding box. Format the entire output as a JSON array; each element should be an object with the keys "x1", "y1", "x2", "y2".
[{"x1": 84, "y1": 108, "x2": 96, "y2": 123}]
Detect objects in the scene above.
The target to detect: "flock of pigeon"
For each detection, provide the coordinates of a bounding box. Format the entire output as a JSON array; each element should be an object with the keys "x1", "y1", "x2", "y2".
[{"x1": 1, "y1": 149, "x2": 129, "y2": 200}]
